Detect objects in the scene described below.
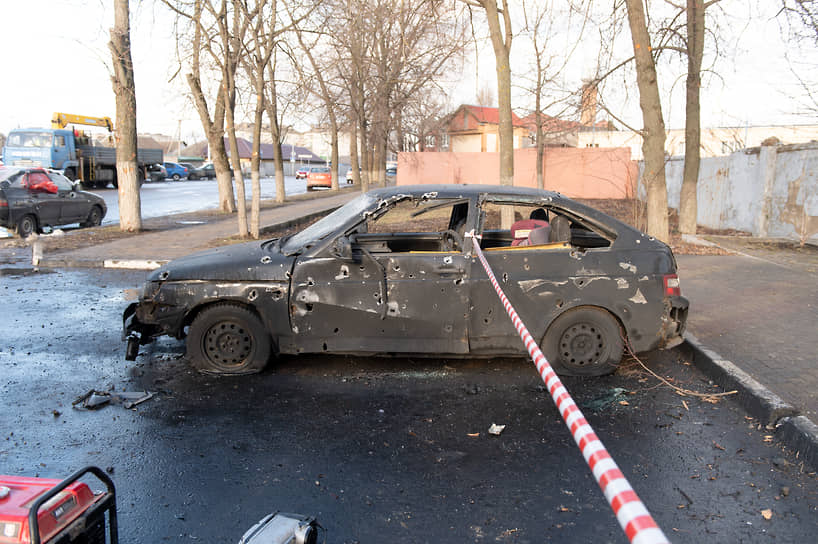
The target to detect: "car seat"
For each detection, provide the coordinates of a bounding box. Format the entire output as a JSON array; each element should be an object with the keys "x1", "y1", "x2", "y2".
[{"x1": 548, "y1": 215, "x2": 571, "y2": 243}]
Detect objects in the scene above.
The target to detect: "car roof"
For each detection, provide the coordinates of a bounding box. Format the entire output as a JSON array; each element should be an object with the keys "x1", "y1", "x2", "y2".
[{"x1": 365, "y1": 184, "x2": 563, "y2": 201}]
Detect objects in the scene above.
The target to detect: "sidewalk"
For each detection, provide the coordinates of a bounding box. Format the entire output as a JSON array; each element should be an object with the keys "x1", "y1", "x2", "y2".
[{"x1": 677, "y1": 238, "x2": 818, "y2": 422}]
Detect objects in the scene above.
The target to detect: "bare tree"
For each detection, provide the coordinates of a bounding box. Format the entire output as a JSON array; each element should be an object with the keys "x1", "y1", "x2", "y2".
[
  {"x1": 520, "y1": 0, "x2": 589, "y2": 190},
  {"x1": 333, "y1": 0, "x2": 467, "y2": 190},
  {"x1": 777, "y1": 1, "x2": 818, "y2": 112},
  {"x1": 166, "y1": 0, "x2": 237, "y2": 214},
  {"x1": 679, "y1": 0, "x2": 709, "y2": 235},
  {"x1": 625, "y1": 0, "x2": 669, "y2": 242},
  {"x1": 291, "y1": 6, "x2": 342, "y2": 191},
  {"x1": 476, "y1": 82, "x2": 495, "y2": 106},
  {"x1": 110, "y1": 0, "x2": 142, "y2": 232},
  {"x1": 464, "y1": 0, "x2": 514, "y2": 185}
]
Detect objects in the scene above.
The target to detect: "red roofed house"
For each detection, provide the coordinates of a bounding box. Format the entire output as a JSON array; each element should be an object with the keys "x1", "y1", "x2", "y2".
[{"x1": 446, "y1": 105, "x2": 530, "y2": 153}]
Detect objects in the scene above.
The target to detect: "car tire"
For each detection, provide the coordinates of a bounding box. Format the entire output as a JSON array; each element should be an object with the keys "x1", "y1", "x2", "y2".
[
  {"x1": 17, "y1": 214, "x2": 38, "y2": 238},
  {"x1": 187, "y1": 303, "x2": 271, "y2": 375},
  {"x1": 82, "y1": 206, "x2": 103, "y2": 228},
  {"x1": 172, "y1": 173, "x2": 181, "y2": 181},
  {"x1": 541, "y1": 307, "x2": 624, "y2": 376}
]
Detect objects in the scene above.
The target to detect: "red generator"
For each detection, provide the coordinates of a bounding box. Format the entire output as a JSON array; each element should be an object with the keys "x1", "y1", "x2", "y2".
[{"x1": 0, "y1": 467, "x2": 117, "y2": 544}]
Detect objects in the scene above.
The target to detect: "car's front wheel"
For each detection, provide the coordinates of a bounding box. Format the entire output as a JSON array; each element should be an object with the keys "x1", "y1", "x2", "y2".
[
  {"x1": 541, "y1": 307, "x2": 624, "y2": 376},
  {"x1": 17, "y1": 214, "x2": 38, "y2": 238},
  {"x1": 82, "y1": 206, "x2": 103, "y2": 228},
  {"x1": 187, "y1": 303, "x2": 271, "y2": 375}
]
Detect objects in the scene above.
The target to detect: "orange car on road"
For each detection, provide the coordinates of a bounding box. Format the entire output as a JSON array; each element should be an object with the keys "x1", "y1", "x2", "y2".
[{"x1": 306, "y1": 166, "x2": 332, "y2": 191}]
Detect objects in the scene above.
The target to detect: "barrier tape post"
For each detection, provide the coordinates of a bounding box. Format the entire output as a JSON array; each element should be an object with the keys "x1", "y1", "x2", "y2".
[{"x1": 465, "y1": 231, "x2": 670, "y2": 544}]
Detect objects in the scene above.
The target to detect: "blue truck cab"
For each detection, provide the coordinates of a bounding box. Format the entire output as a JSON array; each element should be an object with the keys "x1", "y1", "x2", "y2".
[{"x1": 3, "y1": 128, "x2": 76, "y2": 171}]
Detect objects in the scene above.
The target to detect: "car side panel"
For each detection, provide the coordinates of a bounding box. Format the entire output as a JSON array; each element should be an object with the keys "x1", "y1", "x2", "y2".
[{"x1": 468, "y1": 245, "x2": 676, "y2": 355}]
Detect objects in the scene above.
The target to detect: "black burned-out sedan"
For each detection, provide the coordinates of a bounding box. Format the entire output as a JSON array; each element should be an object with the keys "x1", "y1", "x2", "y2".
[
  {"x1": 0, "y1": 167, "x2": 107, "y2": 237},
  {"x1": 124, "y1": 185, "x2": 688, "y2": 376}
]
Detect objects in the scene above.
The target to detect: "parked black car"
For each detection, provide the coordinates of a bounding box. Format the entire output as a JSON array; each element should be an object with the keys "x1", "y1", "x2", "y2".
[
  {"x1": 124, "y1": 184, "x2": 688, "y2": 376},
  {"x1": 0, "y1": 167, "x2": 107, "y2": 237},
  {"x1": 188, "y1": 163, "x2": 232, "y2": 180},
  {"x1": 146, "y1": 163, "x2": 167, "y2": 182}
]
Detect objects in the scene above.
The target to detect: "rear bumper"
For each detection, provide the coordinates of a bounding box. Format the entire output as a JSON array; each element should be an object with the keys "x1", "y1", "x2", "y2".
[{"x1": 659, "y1": 295, "x2": 689, "y2": 349}]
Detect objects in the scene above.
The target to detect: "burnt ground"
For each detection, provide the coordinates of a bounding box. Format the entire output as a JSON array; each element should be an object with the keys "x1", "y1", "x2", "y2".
[
  {"x1": 2, "y1": 266, "x2": 818, "y2": 543},
  {"x1": 1, "y1": 197, "x2": 737, "y2": 256}
]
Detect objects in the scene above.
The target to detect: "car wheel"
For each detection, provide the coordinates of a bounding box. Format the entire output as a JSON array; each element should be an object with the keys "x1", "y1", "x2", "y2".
[
  {"x1": 17, "y1": 214, "x2": 38, "y2": 238},
  {"x1": 541, "y1": 307, "x2": 624, "y2": 376},
  {"x1": 172, "y1": 173, "x2": 181, "y2": 181},
  {"x1": 82, "y1": 206, "x2": 103, "y2": 228},
  {"x1": 187, "y1": 303, "x2": 271, "y2": 375}
]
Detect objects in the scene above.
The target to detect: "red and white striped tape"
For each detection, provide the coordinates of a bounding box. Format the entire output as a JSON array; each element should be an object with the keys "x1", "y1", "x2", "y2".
[{"x1": 467, "y1": 232, "x2": 669, "y2": 544}]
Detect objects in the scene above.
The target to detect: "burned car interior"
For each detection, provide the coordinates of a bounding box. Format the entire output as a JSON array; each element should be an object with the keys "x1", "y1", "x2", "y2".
[{"x1": 339, "y1": 195, "x2": 614, "y2": 256}]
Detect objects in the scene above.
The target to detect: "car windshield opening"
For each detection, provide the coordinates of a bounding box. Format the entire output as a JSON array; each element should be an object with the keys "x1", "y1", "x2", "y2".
[{"x1": 281, "y1": 193, "x2": 377, "y2": 254}]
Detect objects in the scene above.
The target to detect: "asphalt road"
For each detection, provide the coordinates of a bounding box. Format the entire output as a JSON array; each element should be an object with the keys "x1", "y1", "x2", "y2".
[
  {"x1": 96, "y1": 175, "x2": 309, "y2": 226},
  {"x1": 1, "y1": 265, "x2": 817, "y2": 543}
]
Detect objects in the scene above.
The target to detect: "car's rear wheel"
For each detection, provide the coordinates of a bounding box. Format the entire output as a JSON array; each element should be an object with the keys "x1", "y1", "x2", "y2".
[
  {"x1": 541, "y1": 307, "x2": 624, "y2": 376},
  {"x1": 17, "y1": 214, "x2": 38, "y2": 238},
  {"x1": 187, "y1": 303, "x2": 271, "y2": 375},
  {"x1": 82, "y1": 206, "x2": 103, "y2": 228},
  {"x1": 172, "y1": 173, "x2": 181, "y2": 181}
]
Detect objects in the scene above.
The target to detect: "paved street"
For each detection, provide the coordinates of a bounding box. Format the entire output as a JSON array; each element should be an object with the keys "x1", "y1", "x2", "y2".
[
  {"x1": 96, "y1": 175, "x2": 310, "y2": 225},
  {"x1": 2, "y1": 265, "x2": 817, "y2": 543}
]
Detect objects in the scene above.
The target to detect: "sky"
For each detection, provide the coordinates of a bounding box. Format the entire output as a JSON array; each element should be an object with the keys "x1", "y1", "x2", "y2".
[{"x1": 1, "y1": 0, "x2": 816, "y2": 143}]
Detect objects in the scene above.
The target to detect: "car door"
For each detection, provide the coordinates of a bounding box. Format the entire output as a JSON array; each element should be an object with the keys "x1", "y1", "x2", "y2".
[
  {"x1": 24, "y1": 171, "x2": 61, "y2": 226},
  {"x1": 289, "y1": 197, "x2": 473, "y2": 354},
  {"x1": 50, "y1": 172, "x2": 87, "y2": 223}
]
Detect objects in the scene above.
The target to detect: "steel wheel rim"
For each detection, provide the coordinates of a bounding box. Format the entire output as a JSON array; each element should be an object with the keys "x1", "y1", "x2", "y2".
[
  {"x1": 203, "y1": 320, "x2": 253, "y2": 369},
  {"x1": 559, "y1": 322, "x2": 604, "y2": 368}
]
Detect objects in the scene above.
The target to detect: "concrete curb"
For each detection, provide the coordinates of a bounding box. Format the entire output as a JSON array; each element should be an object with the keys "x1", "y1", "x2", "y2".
[{"x1": 685, "y1": 333, "x2": 818, "y2": 470}]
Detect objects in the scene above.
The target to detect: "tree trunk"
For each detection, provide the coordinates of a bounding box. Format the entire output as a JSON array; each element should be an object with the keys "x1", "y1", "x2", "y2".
[
  {"x1": 249, "y1": 78, "x2": 264, "y2": 239},
  {"x1": 626, "y1": 0, "x2": 669, "y2": 242},
  {"x1": 185, "y1": 0, "x2": 235, "y2": 213},
  {"x1": 225, "y1": 85, "x2": 248, "y2": 237},
  {"x1": 680, "y1": 0, "x2": 704, "y2": 235},
  {"x1": 350, "y1": 122, "x2": 361, "y2": 189},
  {"x1": 264, "y1": 67, "x2": 286, "y2": 204},
  {"x1": 358, "y1": 117, "x2": 371, "y2": 192},
  {"x1": 109, "y1": 0, "x2": 141, "y2": 232},
  {"x1": 481, "y1": 0, "x2": 514, "y2": 186}
]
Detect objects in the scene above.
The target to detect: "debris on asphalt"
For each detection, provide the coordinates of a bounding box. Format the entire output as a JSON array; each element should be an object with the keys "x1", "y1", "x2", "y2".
[
  {"x1": 582, "y1": 387, "x2": 627, "y2": 411},
  {"x1": 488, "y1": 423, "x2": 506, "y2": 436},
  {"x1": 72, "y1": 389, "x2": 154, "y2": 410},
  {"x1": 761, "y1": 509, "x2": 773, "y2": 520}
]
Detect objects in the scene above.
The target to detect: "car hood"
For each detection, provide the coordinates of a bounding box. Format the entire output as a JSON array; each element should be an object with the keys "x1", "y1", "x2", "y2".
[{"x1": 147, "y1": 240, "x2": 294, "y2": 282}]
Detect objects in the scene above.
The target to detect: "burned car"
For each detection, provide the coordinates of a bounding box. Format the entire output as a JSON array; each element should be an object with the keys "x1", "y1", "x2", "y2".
[{"x1": 123, "y1": 185, "x2": 688, "y2": 376}]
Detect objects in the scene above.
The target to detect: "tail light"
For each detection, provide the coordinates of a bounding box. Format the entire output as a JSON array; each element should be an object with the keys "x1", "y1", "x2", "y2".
[
  {"x1": 0, "y1": 198, "x2": 8, "y2": 208},
  {"x1": 663, "y1": 274, "x2": 681, "y2": 296}
]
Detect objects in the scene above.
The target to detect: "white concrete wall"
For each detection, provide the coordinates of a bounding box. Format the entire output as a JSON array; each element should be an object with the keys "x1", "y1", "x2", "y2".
[{"x1": 663, "y1": 143, "x2": 818, "y2": 244}]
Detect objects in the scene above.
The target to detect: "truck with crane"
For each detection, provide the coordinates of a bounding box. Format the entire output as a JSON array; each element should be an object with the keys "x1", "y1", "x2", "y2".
[{"x1": 1, "y1": 113, "x2": 163, "y2": 189}]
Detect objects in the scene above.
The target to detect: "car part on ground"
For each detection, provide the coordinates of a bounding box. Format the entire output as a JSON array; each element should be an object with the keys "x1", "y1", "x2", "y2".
[
  {"x1": 239, "y1": 513, "x2": 319, "y2": 544},
  {"x1": 123, "y1": 184, "x2": 688, "y2": 376}
]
